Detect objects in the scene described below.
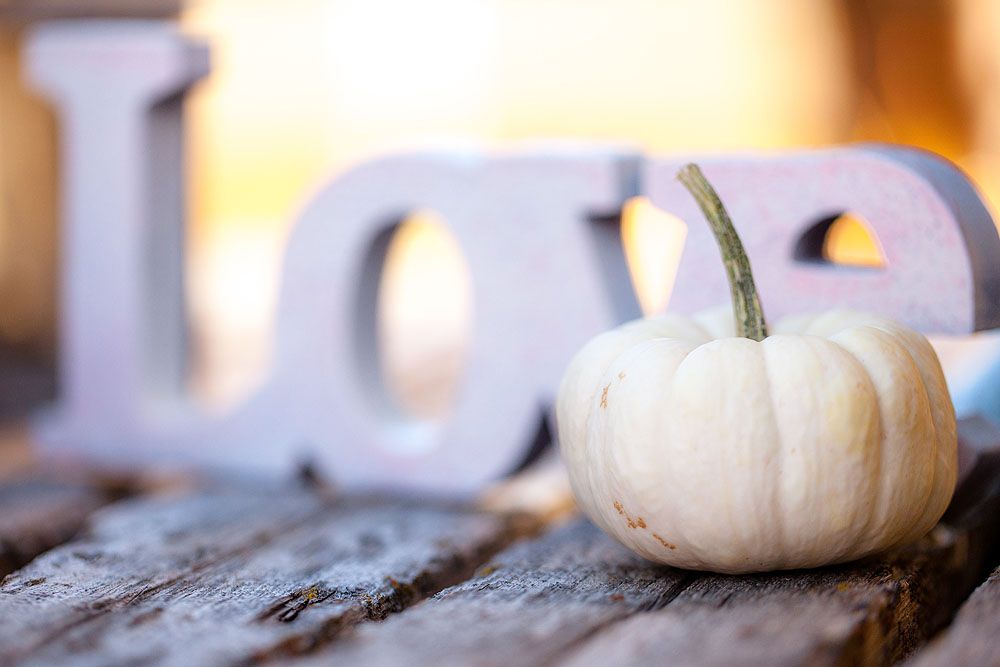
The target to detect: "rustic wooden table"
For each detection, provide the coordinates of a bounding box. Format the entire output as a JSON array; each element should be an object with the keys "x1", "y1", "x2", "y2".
[{"x1": 2, "y1": 419, "x2": 1000, "y2": 666}]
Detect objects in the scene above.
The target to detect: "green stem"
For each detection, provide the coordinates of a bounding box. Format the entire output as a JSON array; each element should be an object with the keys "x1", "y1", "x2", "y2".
[{"x1": 677, "y1": 164, "x2": 768, "y2": 341}]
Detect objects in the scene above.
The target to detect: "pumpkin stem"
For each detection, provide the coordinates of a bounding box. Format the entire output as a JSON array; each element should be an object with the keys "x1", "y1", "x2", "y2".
[{"x1": 677, "y1": 164, "x2": 768, "y2": 341}]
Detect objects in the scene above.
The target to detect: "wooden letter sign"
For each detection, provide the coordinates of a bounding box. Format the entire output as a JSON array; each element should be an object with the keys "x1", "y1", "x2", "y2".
[{"x1": 24, "y1": 21, "x2": 1000, "y2": 493}]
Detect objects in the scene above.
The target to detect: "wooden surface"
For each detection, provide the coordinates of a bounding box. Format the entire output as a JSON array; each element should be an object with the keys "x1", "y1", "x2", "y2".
[
  {"x1": 305, "y1": 519, "x2": 694, "y2": 667},
  {"x1": 560, "y1": 523, "x2": 982, "y2": 667},
  {"x1": 0, "y1": 428, "x2": 999, "y2": 666},
  {"x1": 0, "y1": 488, "x2": 529, "y2": 666},
  {"x1": 910, "y1": 566, "x2": 1000, "y2": 666},
  {"x1": 0, "y1": 476, "x2": 112, "y2": 576}
]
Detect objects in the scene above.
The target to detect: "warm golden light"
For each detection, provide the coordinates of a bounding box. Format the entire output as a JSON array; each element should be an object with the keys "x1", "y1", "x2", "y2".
[
  {"x1": 823, "y1": 212, "x2": 886, "y2": 268},
  {"x1": 187, "y1": 222, "x2": 284, "y2": 408},
  {"x1": 182, "y1": 0, "x2": 851, "y2": 232},
  {"x1": 621, "y1": 197, "x2": 688, "y2": 315},
  {"x1": 181, "y1": 0, "x2": 995, "y2": 402},
  {"x1": 378, "y1": 211, "x2": 472, "y2": 418}
]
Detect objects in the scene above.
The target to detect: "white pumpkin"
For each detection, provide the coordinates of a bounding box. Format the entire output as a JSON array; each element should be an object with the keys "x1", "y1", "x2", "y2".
[{"x1": 555, "y1": 165, "x2": 958, "y2": 574}]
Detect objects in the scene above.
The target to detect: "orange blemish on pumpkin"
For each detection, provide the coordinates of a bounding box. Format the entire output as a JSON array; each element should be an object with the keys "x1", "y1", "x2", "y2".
[
  {"x1": 600, "y1": 384, "x2": 610, "y2": 409},
  {"x1": 614, "y1": 501, "x2": 649, "y2": 531},
  {"x1": 652, "y1": 533, "x2": 676, "y2": 550}
]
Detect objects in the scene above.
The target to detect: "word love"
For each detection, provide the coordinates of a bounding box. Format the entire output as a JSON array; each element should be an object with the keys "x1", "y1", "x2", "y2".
[{"x1": 26, "y1": 23, "x2": 1000, "y2": 494}]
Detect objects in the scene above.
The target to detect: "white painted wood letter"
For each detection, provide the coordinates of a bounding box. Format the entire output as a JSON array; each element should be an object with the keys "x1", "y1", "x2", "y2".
[{"x1": 25, "y1": 21, "x2": 209, "y2": 457}]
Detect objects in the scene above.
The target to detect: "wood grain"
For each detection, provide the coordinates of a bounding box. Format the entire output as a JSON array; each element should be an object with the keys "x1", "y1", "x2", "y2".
[
  {"x1": 300, "y1": 421, "x2": 1000, "y2": 667},
  {"x1": 908, "y1": 566, "x2": 1000, "y2": 666},
  {"x1": 560, "y1": 525, "x2": 986, "y2": 667},
  {"x1": 0, "y1": 488, "x2": 527, "y2": 666},
  {"x1": 2, "y1": 419, "x2": 998, "y2": 666},
  {"x1": 558, "y1": 427, "x2": 1000, "y2": 667},
  {"x1": 0, "y1": 476, "x2": 110, "y2": 576},
  {"x1": 904, "y1": 436, "x2": 1000, "y2": 667},
  {"x1": 299, "y1": 518, "x2": 694, "y2": 667}
]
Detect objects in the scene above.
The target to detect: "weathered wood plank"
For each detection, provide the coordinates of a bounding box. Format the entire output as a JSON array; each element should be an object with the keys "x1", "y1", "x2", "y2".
[
  {"x1": 0, "y1": 488, "x2": 527, "y2": 666},
  {"x1": 908, "y1": 565, "x2": 1000, "y2": 667},
  {"x1": 302, "y1": 418, "x2": 1000, "y2": 667},
  {"x1": 558, "y1": 525, "x2": 985, "y2": 667},
  {"x1": 0, "y1": 476, "x2": 112, "y2": 576},
  {"x1": 4, "y1": 417, "x2": 998, "y2": 666},
  {"x1": 904, "y1": 430, "x2": 1000, "y2": 667},
  {"x1": 298, "y1": 518, "x2": 694, "y2": 667},
  {"x1": 557, "y1": 421, "x2": 1000, "y2": 667}
]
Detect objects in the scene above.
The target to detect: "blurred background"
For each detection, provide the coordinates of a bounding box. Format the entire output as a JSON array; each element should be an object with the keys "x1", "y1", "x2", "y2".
[{"x1": 1, "y1": 0, "x2": 999, "y2": 472}]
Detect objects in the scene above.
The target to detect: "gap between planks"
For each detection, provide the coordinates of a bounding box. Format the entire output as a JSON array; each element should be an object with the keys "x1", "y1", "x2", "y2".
[
  {"x1": 907, "y1": 565, "x2": 1000, "y2": 666},
  {"x1": 552, "y1": 434, "x2": 1000, "y2": 667},
  {"x1": 294, "y1": 419, "x2": 1000, "y2": 667},
  {"x1": 2, "y1": 416, "x2": 1000, "y2": 666},
  {"x1": 903, "y1": 432, "x2": 1000, "y2": 667},
  {"x1": 0, "y1": 486, "x2": 540, "y2": 666},
  {"x1": 292, "y1": 515, "x2": 999, "y2": 667},
  {"x1": 0, "y1": 470, "x2": 137, "y2": 576}
]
